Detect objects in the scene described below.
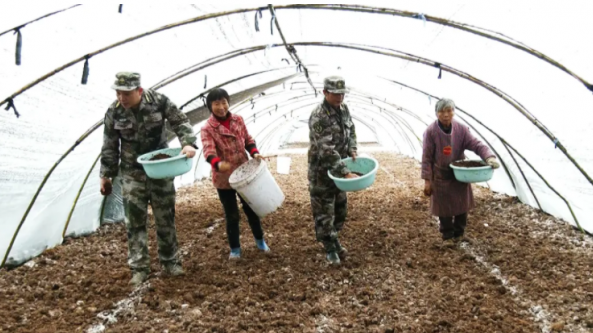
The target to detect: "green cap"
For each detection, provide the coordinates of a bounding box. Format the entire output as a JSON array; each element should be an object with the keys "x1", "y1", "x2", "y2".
[
  {"x1": 324, "y1": 76, "x2": 348, "y2": 94},
  {"x1": 111, "y1": 72, "x2": 141, "y2": 91}
]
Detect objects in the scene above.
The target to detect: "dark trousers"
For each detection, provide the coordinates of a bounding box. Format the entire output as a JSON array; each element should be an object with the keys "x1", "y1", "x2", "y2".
[
  {"x1": 217, "y1": 189, "x2": 264, "y2": 249},
  {"x1": 439, "y1": 213, "x2": 468, "y2": 240}
]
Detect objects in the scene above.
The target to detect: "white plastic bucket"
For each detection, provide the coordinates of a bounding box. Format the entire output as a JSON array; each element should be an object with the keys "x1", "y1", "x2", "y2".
[
  {"x1": 229, "y1": 159, "x2": 285, "y2": 218},
  {"x1": 276, "y1": 156, "x2": 291, "y2": 175}
]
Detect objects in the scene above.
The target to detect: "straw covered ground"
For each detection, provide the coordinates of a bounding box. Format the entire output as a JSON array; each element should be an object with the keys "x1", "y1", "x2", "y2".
[{"x1": 1, "y1": 153, "x2": 592, "y2": 333}]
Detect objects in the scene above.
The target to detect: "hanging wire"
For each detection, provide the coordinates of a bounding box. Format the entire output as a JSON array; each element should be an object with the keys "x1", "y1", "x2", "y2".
[
  {"x1": 2, "y1": 3, "x2": 592, "y2": 105},
  {"x1": 0, "y1": 5, "x2": 81, "y2": 38},
  {"x1": 81, "y1": 55, "x2": 90, "y2": 85},
  {"x1": 415, "y1": 13, "x2": 427, "y2": 26},
  {"x1": 204, "y1": 75, "x2": 208, "y2": 89},
  {"x1": 254, "y1": 9, "x2": 262, "y2": 32},
  {"x1": 268, "y1": 5, "x2": 317, "y2": 97},
  {"x1": 4, "y1": 98, "x2": 20, "y2": 118},
  {"x1": 281, "y1": 58, "x2": 290, "y2": 65},
  {"x1": 15, "y1": 29, "x2": 22, "y2": 66},
  {"x1": 435, "y1": 62, "x2": 442, "y2": 79},
  {"x1": 270, "y1": 13, "x2": 276, "y2": 35}
]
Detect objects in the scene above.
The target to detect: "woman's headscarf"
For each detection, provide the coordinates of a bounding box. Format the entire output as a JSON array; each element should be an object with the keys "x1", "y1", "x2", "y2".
[{"x1": 435, "y1": 98, "x2": 455, "y2": 115}]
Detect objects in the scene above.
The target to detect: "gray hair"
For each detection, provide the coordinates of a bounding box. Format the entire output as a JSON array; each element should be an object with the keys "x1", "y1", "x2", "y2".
[{"x1": 435, "y1": 98, "x2": 455, "y2": 114}]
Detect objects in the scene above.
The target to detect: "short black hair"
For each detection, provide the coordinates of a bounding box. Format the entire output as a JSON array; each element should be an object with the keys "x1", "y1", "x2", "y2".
[{"x1": 206, "y1": 88, "x2": 230, "y2": 111}]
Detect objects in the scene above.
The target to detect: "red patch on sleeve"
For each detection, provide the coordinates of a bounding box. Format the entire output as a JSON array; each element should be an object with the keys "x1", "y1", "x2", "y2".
[{"x1": 443, "y1": 146, "x2": 452, "y2": 156}]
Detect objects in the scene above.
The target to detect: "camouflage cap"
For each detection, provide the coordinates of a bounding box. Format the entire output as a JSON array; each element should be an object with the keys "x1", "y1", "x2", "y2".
[
  {"x1": 111, "y1": 72, "x2": 141, "y2": 91},
  {"x1": 324, "y1": 76, "x2": 348, "y2": 94}
]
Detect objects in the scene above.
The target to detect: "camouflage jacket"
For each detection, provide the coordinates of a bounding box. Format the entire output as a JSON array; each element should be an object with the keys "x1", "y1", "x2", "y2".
[
  {"x1": 100, "y1": 90, "x2": 197, "y2": 180},
  {"x1": 308, "y1": 100, "x2": 357, "y2": 179}
]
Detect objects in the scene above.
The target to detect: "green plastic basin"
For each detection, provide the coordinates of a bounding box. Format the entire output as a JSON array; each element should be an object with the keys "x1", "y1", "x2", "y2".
[
  {"x1": 137, "y1": 148, "x2": 192, "y2": 179},
  {"x1": 328, "y1": 157, "x2": 379, "y2": 192},
  {"x1": 449, "y1": 160, "x2": 493, "y2": 183}
]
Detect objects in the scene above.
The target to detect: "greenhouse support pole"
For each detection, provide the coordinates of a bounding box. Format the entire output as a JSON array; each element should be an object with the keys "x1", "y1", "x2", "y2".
[
  {"x1": 503, "y1": 142, "x2": 584, "y2": 234},
  {"x1": 1, "y1": 120, "x2": 103, "y2": 268},
  {"x1": 502, "y1": 143, "x2": 542, "y2": 210},
  {"x1": 62, "y1": 153, "x2": 101, "y2": 238},
  {"x1": 268, "y1": 4, "x2": 317, "y2": 96}
]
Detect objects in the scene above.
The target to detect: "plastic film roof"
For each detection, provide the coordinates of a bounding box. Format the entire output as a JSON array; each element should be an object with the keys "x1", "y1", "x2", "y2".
[{"x1": 0, "y1": 1, "x2": 592, "y2": 266}]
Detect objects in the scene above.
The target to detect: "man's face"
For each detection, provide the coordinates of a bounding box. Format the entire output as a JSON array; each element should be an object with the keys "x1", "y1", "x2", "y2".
[
  {"x1": 116, "y1": 87, "x2": 143, "y2": 109},
  {"x1": 323, "y1": 90, "x2": 345, "y2": 108},
  {"x1": 210, "y1": 98, "x2": 229, "y2": 118}
]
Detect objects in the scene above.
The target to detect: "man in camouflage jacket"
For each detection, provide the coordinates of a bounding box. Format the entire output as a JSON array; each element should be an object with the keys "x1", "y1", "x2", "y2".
[
  {"x1": 100, "y1": 72, "x2": 198, "y2": 286},
  {"x1": 308, "y1": 76, "x2": 359, "y2": 265}
]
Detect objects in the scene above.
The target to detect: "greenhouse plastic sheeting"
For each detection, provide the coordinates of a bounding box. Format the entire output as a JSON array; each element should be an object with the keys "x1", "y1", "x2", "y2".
[{"x1": 0, "y1": 1, "x2": 591, "y2": 266}]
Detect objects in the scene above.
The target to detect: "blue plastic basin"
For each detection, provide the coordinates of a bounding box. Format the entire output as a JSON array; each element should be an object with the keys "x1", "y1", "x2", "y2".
[
  {"x1": 328, "y1": 157, "x2": 379, "y2": 192},
  {"x1": 137, "y1": 148, "x2": 192, "y2": 179},
  {"x1": 449, "y1": 160, "x2": 493, "y2": 183}
]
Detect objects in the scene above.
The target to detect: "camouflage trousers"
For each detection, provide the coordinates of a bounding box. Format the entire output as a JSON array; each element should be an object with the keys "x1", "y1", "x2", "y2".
[
  {"x1": 309, "y1": 176, "x2": 348, "y2": 243},
  {"x1": 121, "y1": 175, "x2": 180, "y2": 272}
]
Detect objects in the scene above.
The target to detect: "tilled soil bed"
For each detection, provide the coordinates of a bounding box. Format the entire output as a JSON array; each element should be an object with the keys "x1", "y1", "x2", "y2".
[{"x1": 1, "y1": 153, "x2": 591, "y2": 333}]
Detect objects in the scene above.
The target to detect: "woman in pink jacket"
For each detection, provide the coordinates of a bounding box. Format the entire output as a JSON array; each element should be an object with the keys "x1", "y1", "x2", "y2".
[
  {"x1": 201, "y1": 88, "x2": 270, "y2": 259},
  {"x1": 421, "y1": 98, "x2": 500, "y2": 245}
]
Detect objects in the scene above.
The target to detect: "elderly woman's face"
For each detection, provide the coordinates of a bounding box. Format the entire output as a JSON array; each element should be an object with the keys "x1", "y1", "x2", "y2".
[{"x1": 437, "y1": 106, "x2": 454, "y2": 126}]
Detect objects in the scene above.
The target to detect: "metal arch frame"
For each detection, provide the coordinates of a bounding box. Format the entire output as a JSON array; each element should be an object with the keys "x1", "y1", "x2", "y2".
[
  {"x1": 3, "y1": 3, "x2": 591, "y2": 105},
  {"x1": 245, "y1": 99, "x2": 397, "y2": 152},
  {"x1": 0, "y1": 6, "x2": 589, "y2": 186},
  {"x1": 229, "y1": 88, "x2": 419, "y2": 154},
  {"x1": 0, "y1": 5, "x2": 81, "y2": 37},
  {"x1": 1, "y1": 29, "x2": 589, "y2": 186},
  {"x1": 4, "y1": 3, "x2": 592, "y2": 265}
]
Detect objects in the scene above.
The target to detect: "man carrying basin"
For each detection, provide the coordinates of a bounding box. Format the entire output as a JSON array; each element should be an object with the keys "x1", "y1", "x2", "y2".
[
  {"x1": 308, "y1": 76, "x2": 359, "y2": 265},
  {"x1": 421, "y1": 98, "x2": 500, "y2": 246},
  {"x1": 100, "y1": 72, "x2": 198, "y2": 286}
]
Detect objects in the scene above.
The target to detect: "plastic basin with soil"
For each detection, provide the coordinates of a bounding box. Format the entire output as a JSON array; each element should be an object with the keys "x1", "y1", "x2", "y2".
[
  {"x1": 137, "y1": 147, "x2": 193, "y2": 179},
  {"x1": 328, "y1": 157, "x2": 379, "y2": 192},
  {"x1": 449, "y1": 159, "x2": 493, "y2": 183}
]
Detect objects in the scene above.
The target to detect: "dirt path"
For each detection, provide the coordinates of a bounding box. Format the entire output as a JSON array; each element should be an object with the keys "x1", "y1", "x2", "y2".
[{"x1": 1, "y1": 153, "x2": 591, "y2": 333}]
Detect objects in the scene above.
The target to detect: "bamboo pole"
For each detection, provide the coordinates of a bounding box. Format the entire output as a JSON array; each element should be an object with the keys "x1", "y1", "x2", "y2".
[
  {"x1": 247, "y1": 96, "x2": 406, "y2": 153},
  {"x1": 502, "y1": 143, "x2": 542, "y2": 210},
  {"x1": 1, "y1": 120, "x2": 103, "y2": 268},
  {"x1": 346, "y1": 97, "x2": 424, "y2": 137},
  {"x1": 3, "y1": 3, "x2": 592, "y2": 109},
  {"x1": 348, "y1": 102, "x2": 416, "y2": 153},
  {"x1": 503, "y1": 142, "x2": 584, "y2": 234},
  {"x1": 0, "y1": 5, "x2": 81, "y2": 37},
  {"x1": 179, "y1": 65, "x2": 309, "y2": 109},
  {"x1": 99, "y1": 195, "x2": 108, "y2": 224},
  {"x1": 274, "y1": 4, "x2": 593, "y2": 93},
  {"x1": 5, "y1": 36, "x2": 589, "y2": 189},
  {"x1": 287, "y1": 81, "x2": 430, "y2": 126},
  {"x1": 268, "y1": 5, "x2": 317, "y2": 95},
  {"x1": 62, "y1": 153, "x2": 101, "y2": 238},
  {"x1": 152, "y1": 46, "x2": 273, "y2": 90},
  {"x1": 0, "y1": 6, "x2": 268, "y2": 108},
  {"x1": 0, "y1": 4, "x2": 593, "y2": 106}
]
